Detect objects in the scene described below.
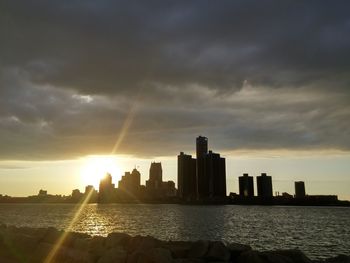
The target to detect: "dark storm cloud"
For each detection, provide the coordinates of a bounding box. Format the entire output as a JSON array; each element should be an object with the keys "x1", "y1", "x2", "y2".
[{"x1": 0, "y1": 1, "x2": 350, "y2": 159}]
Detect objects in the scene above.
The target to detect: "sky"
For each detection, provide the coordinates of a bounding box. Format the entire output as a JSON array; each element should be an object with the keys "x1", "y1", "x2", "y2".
[{"x1": 0, "y1": 1, "x2": 349, "y2": 199}]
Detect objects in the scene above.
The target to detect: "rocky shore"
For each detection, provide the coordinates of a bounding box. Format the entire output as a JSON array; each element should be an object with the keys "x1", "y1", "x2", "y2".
[{"x1": 0, "y1": 225, "x2": 349, "y2": 263}]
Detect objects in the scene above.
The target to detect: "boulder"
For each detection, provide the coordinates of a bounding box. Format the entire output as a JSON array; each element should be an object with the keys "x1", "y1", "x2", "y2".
[
  {"x1": 187, "y1": 240, "x2": 209, "y2": 259},
  {"x1": 163, "y1": 241, "x2": 192, "y2": 259},
  {"x1": 260, "y1": 252, "x2": 294, "y2": 263},
  {"x1": 127, "y1": 235, "x2": 159, "y2": 252},
  {"x1": 237, "y1": 250, "x2": 267, "y2": 263},
  {"x1": 73, "y1": 237, "x2": 90, "y2": 251},
  {"x1": 40, "y1": 227, "x2": 63, "y2": 244},
  {"x1": 227, "y1": 242, "x2": 251, "y2": 259},
  {"x1": 127, "y1": 247, "x2": 173, "y2": 263},
  {"x1": 98, "y1": 246, "x2": 127, "y2": 263},
  {"x1": 205, "y1": 241, "x2": 230, "y2": 261},
  {"x1": 323, "y1": 255, "x2": 350, "y2": 263},
  {"x1": 267, "y1": 250, "x2": 312, "y2": 263},
  {"x1": 127, "y1": 250, "x2": 148, "y2": 263},
  {"x1": 88, "y1": 236, "x2": 106, "y2": 261},
  {"x1": 106, "y1": 232, "x2": 130, "y2": 249}
]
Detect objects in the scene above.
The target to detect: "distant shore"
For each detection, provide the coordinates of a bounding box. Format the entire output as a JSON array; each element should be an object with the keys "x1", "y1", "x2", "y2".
[
  {"x1": 0, "y1": 224, "x2": 349, "y2": 263},
  {"x1": 1, "y1": 194, "x2": 350, "y2": 207}
]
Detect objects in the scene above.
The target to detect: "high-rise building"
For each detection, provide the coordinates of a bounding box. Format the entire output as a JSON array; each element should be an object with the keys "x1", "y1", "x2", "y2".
[
  {"x1": 146, "y1": 162, "x2": 162, "y2": 189},
  {"x1": 177, "y1": 136, "x2": 227, "y2": 201},
  {"x1": 99, "y1": 173, "x2": 115, "y2": 202},
  {"x1": 177, "y1": 152, "x2": 196, "y2": 200},
  {"x1": 118, "y1": 168, "x2": 141, "y2": 197},
  {"x1": 257, "y1": 173, "x2": 273, "y2": 198},
  {"x1": 295, "y1": 181, "x2": 306, "y2": 198},
  {"x1": 196, "y1": 136, "x2": 208, "y2": 199},
  {"x1": 204, "y1": 150, "x2": 226, "y2": 198},
  {"x1": 239, "y1": 173, "x2": 254, "y2": 197}
]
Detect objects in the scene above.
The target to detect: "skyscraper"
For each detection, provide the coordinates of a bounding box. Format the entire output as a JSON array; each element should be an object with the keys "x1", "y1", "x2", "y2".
[
  {"x1": 118, "y1": 168, "x2": 141, "y2": 197},
  {"x1": 118, "y1": 168, "x2": 141, "y2": 200},
  {"x1": 196, "y1": 136, "x2": 208, "y2": 199},
  {"x1": 239, "y1": 173, "x2": 254, "y2": 197},
  {"x1": 177, "y1": 136, "x2": 227, "y2": 201},
  {"x1": 99, "y1": 173, "x2": 115, "y2": 203},
  {"x1": 257, "y1": 173, "x2": 273, "y2": 198},
  {"x1": 295, "y1": 181, "x2": 306, "y2": 198},
  {"x1": 204, "y1": 150, "x2": 226, "y2": 198},
  {"x1": 177, "y1": 152, "x2": 196, "y2": 200},
  {"x1": 146, "y1": 162, "x2": 162, "y2": 189}
]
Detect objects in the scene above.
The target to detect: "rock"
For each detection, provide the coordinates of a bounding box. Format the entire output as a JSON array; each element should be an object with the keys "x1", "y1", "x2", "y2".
[
  {"x1": 148, "y1": 247, "x2": 173, "y2": 263},
  {"x1": 51, "y1": 246, "x2": 91, "y2": 263},
  {"x1": 73, "y1": 236, "x2": 90, "y2": 251},
  {"x1": 88, "y1": 236, "x2": 106, "y2": 261},
  {"x1": 31, "y1": 242, "x2": 55, "y2": 262},
  {"x1": 268, "y1": 250, "x2": 312, "y2": 263},
  {"x1": 227, "y1": 242, "x2": 251, "y2": 259},
  {"x1": 205, "y1": 241, "x2": 230, "y2": 261},
  {"x1": 260, "y1": 252, "x2": 294, "y2": 263},
  {"x1": 237, "y1": 250, "x2": 266, "y2": 263},
  {"x1": 40, "y1": 227, "x2": 63, "y2": 244},
  {"x1": 163, "y1": 241, "x2": 192, "y2": 259},
  {"x1": 106, "y1": 232, "x2": 130, "y2": 249},
  {"x1": 188, "y1": 240, "x2": 209, "y2": 259},
  {"x1": 127, "y1": 235, "x2": 159, "y2": 252},
  {"x1": 127, "y1": 248, "x2": 173, "y2": 263},
  {"x1": 127, "y1": 250, "x2": 145, "y2": 263},
  {"x1": 98, "y1": 246, "x2": 127, "y2": 263},
  {"x1": 323, "y1": 255, "x2": 350, "y2": 263}
]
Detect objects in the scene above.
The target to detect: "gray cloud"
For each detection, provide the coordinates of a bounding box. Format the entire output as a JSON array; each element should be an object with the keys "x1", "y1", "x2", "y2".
[{"x1": 0, "y1": 1, "x2": 349, "y2": 160}]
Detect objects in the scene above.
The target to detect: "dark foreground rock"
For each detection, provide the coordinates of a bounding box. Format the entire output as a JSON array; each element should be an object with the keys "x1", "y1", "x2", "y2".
[{"x1": 0, "y1": 224, "x2": 348, "y2": 263}]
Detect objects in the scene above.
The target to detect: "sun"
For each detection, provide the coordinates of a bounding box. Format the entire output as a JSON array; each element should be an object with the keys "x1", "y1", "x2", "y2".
[{"x1": 80, "y1": 155, "x2": 122, "y2": 190}]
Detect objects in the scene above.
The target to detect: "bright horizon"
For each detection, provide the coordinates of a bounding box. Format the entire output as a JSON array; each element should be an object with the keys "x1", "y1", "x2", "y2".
[{"x1": 1, "y1": 149, "x2": 349, "y2": 200}]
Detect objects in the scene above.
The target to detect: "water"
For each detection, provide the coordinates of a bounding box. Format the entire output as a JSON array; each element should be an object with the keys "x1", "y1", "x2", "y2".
[{"x1": 0, "y1": 204, "x2": 349, "y2": 259}]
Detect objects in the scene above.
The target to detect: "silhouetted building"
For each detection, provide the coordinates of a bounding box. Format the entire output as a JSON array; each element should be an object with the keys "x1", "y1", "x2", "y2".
[
  {"x1": 38, "y1": 189, "x2": 47, "y2": 197},
  {"x1": 295, "y1": 181, "x2": 306, "y2": 198},
  {"x1": 71, "y1": 189, "x2": 83, "y2": 201},
  {"x1": 118, "y1": 168, "x2": 141, "y2": 199},
  {"x1": 196, "y1": 136, "x2": 208, "y2": 199},
  {"x1": 204, "y1": 150, "x2": 226, "y2": 198},
  {"x1": 145, "y1": 162, "x2": 177, "y2": 200},
  {"x1": 239, "y1": 173, "x2": 254, "y2": 197},
  {"x1": 177, "y1": 152, "x2": 196, "y2": 200},
  {"x1": 99, "y1": 173, "x2": 115, "y2": 202},
  {"x1": 257, "y1": 173, "x2": 273, "y2": 198},
  {"x1": 146, "y1": 162, "x2": 163, "y2": 190},
  {"x1": 85, "y1": 185, "x2": 95, "y2": 195},
  {"x1": 178, "y1": 136, "x2": 227, "y2": 201},
  {"x1": 84, "y1": 185, "x2": 98, "y2": 202},
  {"x1": 162, "y1": 181, "x2": 177, "y2": 197}
]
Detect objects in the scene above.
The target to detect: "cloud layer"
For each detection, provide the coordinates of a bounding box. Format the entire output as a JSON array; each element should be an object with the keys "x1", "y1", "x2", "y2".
[{"x1": 0, "y1": 1, "x2": 350, "y2": 159}]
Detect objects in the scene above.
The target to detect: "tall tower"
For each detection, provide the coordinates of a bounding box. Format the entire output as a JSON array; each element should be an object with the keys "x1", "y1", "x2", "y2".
[
  {"x1": 196, "y1": 136, "x2": 208, "y2": 199},
  {"x1": 147, "y1": 162, "x2": 162, "y2": 189},
  {"x1": 177, "y1": 152, "x2": 196, "y2": 200},
  {"x1": 257, "y1": 173, "x2": 273, "y2": 198},
  {"x1": 239, "y1": 173, "x2": 254, "y2": 197},
  {"x1": 99, "y1": 173, "x2": 115, "y2": 203},
  {"x1": 205, "y1": 150, "x2": 226, "y2": 198},
  {"x1": 295, "y1": 181, "x2": 306, "y2": 198}
]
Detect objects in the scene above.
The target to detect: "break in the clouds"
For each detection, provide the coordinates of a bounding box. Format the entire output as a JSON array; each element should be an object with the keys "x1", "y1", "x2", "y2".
[{"x1": 0, "y1": 1, "x2": 350, "y2": 160}]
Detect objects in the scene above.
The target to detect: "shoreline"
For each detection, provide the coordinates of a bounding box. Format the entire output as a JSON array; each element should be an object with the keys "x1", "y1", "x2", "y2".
[
  {"x1": 0, "y1": 201, "x2": 349, "y2": 207},
  {"x1": 0, "y1": 225, "x2": 349, "y2": 263}
]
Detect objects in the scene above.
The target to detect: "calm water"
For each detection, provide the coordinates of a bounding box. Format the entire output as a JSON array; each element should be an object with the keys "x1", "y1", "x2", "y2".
[{"x1": 0, "y1": 204, "x2": 349, "y2": 259}]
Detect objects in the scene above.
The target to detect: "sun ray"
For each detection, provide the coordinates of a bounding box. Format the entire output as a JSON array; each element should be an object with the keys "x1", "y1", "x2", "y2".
[{"x1": 43, "y1": 188, "x2": 94, "y2": 263}]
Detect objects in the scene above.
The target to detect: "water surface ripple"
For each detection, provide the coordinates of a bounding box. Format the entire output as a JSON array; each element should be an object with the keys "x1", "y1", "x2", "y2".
[{"x1": 0, "y1": 204, "x2": 349, "y2": 259}]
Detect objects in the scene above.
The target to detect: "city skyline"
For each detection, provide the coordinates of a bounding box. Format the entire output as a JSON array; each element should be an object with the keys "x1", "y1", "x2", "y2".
[
  {"x1": 1, "y1": 141, "x2": 349, "y2": 200},
  {"x1": 1, "y1": 1, "x2": 350, "y2": 200}
]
